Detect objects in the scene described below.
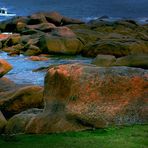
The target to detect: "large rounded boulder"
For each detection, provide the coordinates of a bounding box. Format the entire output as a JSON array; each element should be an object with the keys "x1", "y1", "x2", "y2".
[
  {"x1": 92, "y1": 54, "x2": 116, "y2": 67},
  {"x1": 82, "y1": 40, "x2": 148, "y2": 57},
  {"x1": 114, "y1": 54, "x2": 148, "y2": 69},
  {"x1": 25, "y1": 63, "x2": 148, "y2": 133},
  {"x1": 0, "y1": 86, "x2": 44, "y2": 119},
  {"x1": 38, "y1": 34, "x2": 83, "y2": 55},
  {"x1": 5, "y1": 108, "x2": 42, "y2": 134}
]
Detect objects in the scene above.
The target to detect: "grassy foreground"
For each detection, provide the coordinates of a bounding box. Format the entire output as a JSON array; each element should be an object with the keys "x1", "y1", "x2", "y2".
[{"x1": 0, "y1": 125, "x2": 147, "y2": 148}]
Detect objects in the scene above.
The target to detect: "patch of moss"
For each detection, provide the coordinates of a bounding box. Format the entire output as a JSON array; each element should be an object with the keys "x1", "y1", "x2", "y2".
[{"x1": 0, "y1": 124, "x2": 147, "y2": 148}]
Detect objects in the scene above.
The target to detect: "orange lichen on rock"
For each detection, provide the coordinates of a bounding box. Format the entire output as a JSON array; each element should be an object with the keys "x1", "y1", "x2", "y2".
[
  {"x1": 0, "y1": 59, "x2": 12, "y2": 77},
  {"x1": 24, "y1": 64, "x2": 148, "y2": 133}
]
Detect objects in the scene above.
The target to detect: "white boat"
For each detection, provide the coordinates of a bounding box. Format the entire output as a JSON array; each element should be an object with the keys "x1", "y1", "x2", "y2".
[{"x1": 0, "y1": 7, "x2": 16, "y2": 17}]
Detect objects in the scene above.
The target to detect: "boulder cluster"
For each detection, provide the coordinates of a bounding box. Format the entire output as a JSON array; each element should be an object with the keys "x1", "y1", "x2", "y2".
[
  {"x1": 0, "y1": 12, "x2": 147, "y2": 59},
  {"x1": 0, "y1": 11, "x2": 148, "y2": 134}
]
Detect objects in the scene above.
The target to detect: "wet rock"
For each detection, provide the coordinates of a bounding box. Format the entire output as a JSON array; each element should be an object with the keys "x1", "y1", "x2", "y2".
[
  {"x1": 28, "y1": 56, "x2": 48, "y2": 61},
  {"x1": 2, "y1": 44, "x2": 23, "y2": 56},
  {"x1": 0, "y1": 77, "x2": 29, "y2": 109},
  {"x1": 0, "y1": 59, "x2": 12, "y2": 78},
  {"x1": 0, "y1": 86, "x2": 44, "y2": 119}
]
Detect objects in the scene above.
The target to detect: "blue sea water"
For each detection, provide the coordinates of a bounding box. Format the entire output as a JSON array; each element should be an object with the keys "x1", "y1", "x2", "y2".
[
  {"x1": 0, "y1": 52, "x2": 92, "y2": 85},
  {"x1": 0, "y1": 0, "x2": 148, "y2": 22},
  {"x1": 0, "y1": 0, "x2": 147, "y2": 85}
]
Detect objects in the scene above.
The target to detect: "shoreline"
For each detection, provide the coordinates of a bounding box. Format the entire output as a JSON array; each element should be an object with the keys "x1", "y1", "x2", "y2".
[
  {"x1": 0, "y1": 11, "x2": 147, "y2": 136},
  {"x1": 0, "y1": 13, "x2": 148, "y2": 25}
]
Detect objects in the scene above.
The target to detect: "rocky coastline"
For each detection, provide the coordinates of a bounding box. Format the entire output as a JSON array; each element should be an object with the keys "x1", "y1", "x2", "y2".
[{"x1": 0, "y1": 11, "x2": 148, "y2": 134}]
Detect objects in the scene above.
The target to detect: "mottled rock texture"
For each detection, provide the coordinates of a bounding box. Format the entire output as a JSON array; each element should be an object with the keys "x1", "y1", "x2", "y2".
[{"x1": 25, "y1": 63, "x2": 148, "y2": 133}]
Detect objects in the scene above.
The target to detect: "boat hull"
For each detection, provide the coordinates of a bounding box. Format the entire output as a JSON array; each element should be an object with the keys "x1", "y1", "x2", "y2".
[{"x1": 0, "y1": 13, "x2": 16, "y2": 17}]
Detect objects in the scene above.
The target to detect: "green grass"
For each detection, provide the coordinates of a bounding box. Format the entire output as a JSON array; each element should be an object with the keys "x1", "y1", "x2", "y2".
[{"x1": 0, "y1": 125, "x2": 147, "y2": 148}]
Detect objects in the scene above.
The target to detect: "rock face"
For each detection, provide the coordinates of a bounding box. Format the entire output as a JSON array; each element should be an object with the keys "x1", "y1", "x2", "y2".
[
  {"x1": 5, "y1": 108, "x2": 42, "y2": 134},
  {"x1": 25, "y1": 63, "x2": 148, "y2": 133},
  {"x1": 51, "y1": 26, "x2": 76, "y2": 37},
  {"x1": 114, "y1": 54, "x2": 148, "y2": 69},
  {"x1": 0, "y1": 12, "x2": 148, "y2": 57},
  {"x1": 38, "y1": 34, "x2": 83, "y2": 55},
  {"x1": 0, "y1": 86, "x2": 44, "y2": 119},
  {"x1": 92, "y1": 54, "x2": 148, "y2": 69},
  {"x1": 81, "y1": 40, "x2": 148, "y2": 57},
  {"x1": 0, "y1": 59, "x2": 12, "y2": 78},
  {"x1": 92, "y1": 55, "x2": 116, "y2": 67},
  {"x1": 0, "y1": 77, "x2": 17, "y2": 92},
  {"x1": 26, "y1": 23, "x2": 56, "y2": 32},
  {"x1": 0, "y1": 111, "x2": 7, "y2": 133}
]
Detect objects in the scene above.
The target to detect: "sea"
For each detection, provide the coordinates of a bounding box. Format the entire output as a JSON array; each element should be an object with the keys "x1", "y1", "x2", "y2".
[{"x1": 0, "y1": 0, "x2": 148, "y2": 23}]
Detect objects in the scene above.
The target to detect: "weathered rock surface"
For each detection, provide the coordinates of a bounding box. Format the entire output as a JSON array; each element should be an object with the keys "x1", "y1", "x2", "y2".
[
  {"x1": 25, "y1": 63, "x2": 148, "y2": 133},
  {"x1": 114, "y1": 54, "x2": 148, "y2": 69},
  {"x1": 0, "y1": 86, "x2": 44, "y2": 119},
  {"x1": 0, "y1": 12, "x2": 147, "y2": 58},
  {"x1": 81, "y1": 40, "x2": 148, "y2": 57},
  {"x1": 24, "y1": 45, "x2": 41, "y2": 56},
  {"x1": 92, "y1": 54, "x2": 116, "y2": 67},
  {"x1": 3, "y1": 34, "x2": 21, "y2": 47},
  {"x1": 92, "y1": 54, "x2": 148, "y2": 69},
  {"x1": 38, "y1": 34, "x2": 83, "y2": 55},
  {"x1": 27, "y1": 23, "x2": 56, "y2": 32},
  {"x1": 51, "y1": 26, "x2": 76, "y2": 38},
  {"x1": 0, "y1": 59, "x2": 12, "y2": 78},
  {"x1": 0, "y1": 77, "x2": 19, "y2": 92},
  {"x1": 27, "y1": 56, "x2": 48, "y2": 61},
  {"x1": 5, "y1": 108, "x2": 42, "y2": 134}
]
